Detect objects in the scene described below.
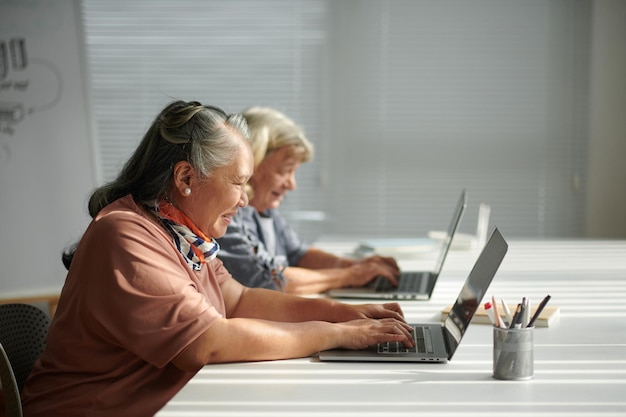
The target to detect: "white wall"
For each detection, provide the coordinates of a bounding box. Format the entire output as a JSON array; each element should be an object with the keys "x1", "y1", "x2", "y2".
[
  {"x1": 586, "y1": 0, "x2": 626, "y2": 237},
  {"x1": 0, "y1": 0, "x2": 624, "y2": 298},
  {"x1": 0, "y1": 0, "x2": 95, "y2": 297}
]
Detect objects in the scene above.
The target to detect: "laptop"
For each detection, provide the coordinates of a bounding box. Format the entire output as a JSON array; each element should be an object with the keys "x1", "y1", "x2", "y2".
[
  {"x1": 326, "y1": 190, "x2": 467, "y2": 300},
  {"x1": 318, "y1": 227, "x2": 508, "y2": 363}
]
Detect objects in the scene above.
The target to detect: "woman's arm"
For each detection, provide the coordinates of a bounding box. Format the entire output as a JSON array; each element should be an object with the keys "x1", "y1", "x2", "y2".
[
  {"x1": 280, "y1": 248, "x2": 401, "y2": 294},
  {"x1": 225, "y1": 280, "x2": 405, "y2": 323},
  {"x1": 171, "y1": 278, "x2": 413, "y2": 371},
  {"x1": 172, "y1": 315, "x2": 412, "y2": 370}
]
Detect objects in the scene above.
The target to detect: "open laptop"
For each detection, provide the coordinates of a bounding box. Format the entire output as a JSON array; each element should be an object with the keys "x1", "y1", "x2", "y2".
[
  {"x1": 318, "y1": 227, "x2": 508, "y2": 363},
  {"x1": 326, "y1": 190, "x2": 467, "y2": 300}
]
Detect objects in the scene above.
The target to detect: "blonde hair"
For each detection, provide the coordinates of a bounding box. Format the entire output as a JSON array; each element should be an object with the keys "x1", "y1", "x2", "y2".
[{"x1": 242, "y1": 106, "x2": 314, "y2": 169}]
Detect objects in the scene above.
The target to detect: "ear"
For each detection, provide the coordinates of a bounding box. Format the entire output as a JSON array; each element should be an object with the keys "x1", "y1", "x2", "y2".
[{"x1": 172, "y1": 161, "x2": 195, "y2": 196}]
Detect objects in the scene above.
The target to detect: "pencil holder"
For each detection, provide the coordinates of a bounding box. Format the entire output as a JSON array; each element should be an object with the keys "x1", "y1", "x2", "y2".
[{"x1": 493, "y1": 326, "x2": 534, "y2": 380}]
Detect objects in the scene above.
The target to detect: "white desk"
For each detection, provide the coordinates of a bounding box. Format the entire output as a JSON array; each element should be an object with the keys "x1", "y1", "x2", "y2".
[{"x1": 157, "y1": 240, "x2": 626, "y2": 416}]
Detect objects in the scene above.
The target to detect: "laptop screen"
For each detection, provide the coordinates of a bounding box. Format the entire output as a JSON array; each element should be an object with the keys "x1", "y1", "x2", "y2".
[
  {"x1": 442, "y1": 227, "x2": 508, "y2": 359},
  {"x1": 432, "y1": 190, "x2": 467, "y2": 275}
]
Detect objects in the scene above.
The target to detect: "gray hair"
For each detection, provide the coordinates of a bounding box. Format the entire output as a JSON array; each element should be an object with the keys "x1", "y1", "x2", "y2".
[
  {"x1": 62, "y1": 100, "x2": 249, "y2": 269},
  {"x1": 88, "y1": 100, "x2": 249, "y2": 217}
]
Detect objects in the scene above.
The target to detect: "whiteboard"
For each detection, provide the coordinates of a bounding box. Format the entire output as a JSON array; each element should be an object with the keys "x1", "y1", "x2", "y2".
[{"x1": 0, "y1": 0, "x2": 95, "y2": 296}]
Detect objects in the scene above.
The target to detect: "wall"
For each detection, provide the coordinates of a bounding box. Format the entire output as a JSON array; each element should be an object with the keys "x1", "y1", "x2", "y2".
[
  {"x1": 586, "y1": 0, "x2": 626, "y2": 238},
  {"x1": 0, "y1": 0, "x2": 624, "y2": 297},
  {"x1": 0, "y1": 0, "x2": 95, "y2": 297}
]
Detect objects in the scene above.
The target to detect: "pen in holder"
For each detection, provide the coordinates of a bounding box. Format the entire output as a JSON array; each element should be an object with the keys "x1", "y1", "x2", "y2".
[{"x1": 493, "y1": 326, "x2": 534, "y2": 380}]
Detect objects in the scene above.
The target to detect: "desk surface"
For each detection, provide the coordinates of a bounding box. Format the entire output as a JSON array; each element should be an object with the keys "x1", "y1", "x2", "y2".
[{"x1": 157, "y1": 239, "x2": 626, "y2": 416}]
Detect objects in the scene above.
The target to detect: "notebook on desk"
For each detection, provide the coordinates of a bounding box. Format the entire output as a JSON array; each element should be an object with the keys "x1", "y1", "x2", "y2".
[
  {"x1": 326, "y1": 189, "x2": 467, "y2": 300},
  {"x1": 318, "y1": 227, "x2": 508, "y2": 363}
]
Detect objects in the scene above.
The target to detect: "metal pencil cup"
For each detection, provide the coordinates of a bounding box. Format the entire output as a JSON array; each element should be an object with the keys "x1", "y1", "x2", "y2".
[{"x1": 493, "y1": 326, "x2": 534, "y2": 380}]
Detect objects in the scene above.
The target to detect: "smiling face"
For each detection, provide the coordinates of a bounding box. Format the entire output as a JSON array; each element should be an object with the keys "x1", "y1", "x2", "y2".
[
  {"x1": 175, "y1": 141, "x2": 254, "y2": 239},
  {"x1": 249, "y1": 145, "x2": 303, "y2": 213}
]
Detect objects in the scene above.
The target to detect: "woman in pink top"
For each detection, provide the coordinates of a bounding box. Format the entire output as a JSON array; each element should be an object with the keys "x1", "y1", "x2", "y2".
[{"x1": 21, "y1": 100, "x2": 414, "y2": 416}]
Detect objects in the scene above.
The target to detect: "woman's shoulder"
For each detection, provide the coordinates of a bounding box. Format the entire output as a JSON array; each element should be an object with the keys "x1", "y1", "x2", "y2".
[
  {"x1": 92, "y1": 195, "x2": 162, "y2": 237},
  {"x1": 96, "y1": 194, "x2": 138, "y2": 216}
]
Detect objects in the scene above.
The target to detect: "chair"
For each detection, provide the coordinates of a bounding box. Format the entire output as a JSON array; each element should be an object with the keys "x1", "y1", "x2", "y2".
[
  {"x1": 0, "y1": 303, "x2": 50, "y2": 417},
  {"x1": 1, "y1": 342, "x2": 22, "y2": 417}
]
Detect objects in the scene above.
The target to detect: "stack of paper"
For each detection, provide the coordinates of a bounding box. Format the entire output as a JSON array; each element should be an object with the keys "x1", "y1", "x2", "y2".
[{"x1": 441, "y1": 304, "x2": 560, "y2": 328}]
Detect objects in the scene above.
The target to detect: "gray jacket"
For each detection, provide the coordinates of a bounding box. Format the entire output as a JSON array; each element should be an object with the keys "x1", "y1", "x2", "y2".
[{"x1": 216, "y1": 206, "x2": 309, "y2": 290}]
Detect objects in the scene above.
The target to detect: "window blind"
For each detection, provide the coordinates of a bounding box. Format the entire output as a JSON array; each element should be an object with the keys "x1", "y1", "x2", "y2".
[
  {"x1": 326, "y1": 0, "x2": 590, "y2": 238},
  {"x1": 82, "y1": 0, "x2": 590, "y2": 241},
  {"x1": 81, "y1": 0, "x2": 329, "y2": 244}
]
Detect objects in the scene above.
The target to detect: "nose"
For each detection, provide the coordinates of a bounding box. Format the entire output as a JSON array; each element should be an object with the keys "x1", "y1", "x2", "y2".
[
  {"x1": 239, "y1": 188, "x2": 249, "y2": 207},
  {"x1": 285, "y1": 172, "x2": 297, "y2": 190}
]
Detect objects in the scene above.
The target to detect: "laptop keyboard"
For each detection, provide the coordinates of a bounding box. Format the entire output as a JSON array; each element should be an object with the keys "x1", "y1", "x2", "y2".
[
  {"x1": 377, "y1": 326, "x2": 434, "y2": 354},
  {"x1": 374, "y1": 272, "x2": 427, "y2": 293}
]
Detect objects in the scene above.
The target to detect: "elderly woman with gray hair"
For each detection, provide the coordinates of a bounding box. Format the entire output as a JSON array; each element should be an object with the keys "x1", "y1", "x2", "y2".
[
  {"x1": 217, "y1": 106, "x2": 401, "y2": 295},
  {"x1": 22, "y1": 100, "x2": 413, "y2": 417}
]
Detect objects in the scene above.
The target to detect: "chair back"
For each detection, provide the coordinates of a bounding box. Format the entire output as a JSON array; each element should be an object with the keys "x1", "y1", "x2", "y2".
[
  {"x1": 0, "y1": 303, "x2": 50, "y2": 393},
  {"x1": 0, "y1": 342, "x2": 23, "y2": 417}
]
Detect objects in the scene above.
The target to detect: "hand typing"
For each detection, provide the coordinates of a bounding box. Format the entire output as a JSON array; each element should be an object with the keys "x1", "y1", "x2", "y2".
[{"x1": 335, "y1": 318, "x2": 415, "y2": 350}]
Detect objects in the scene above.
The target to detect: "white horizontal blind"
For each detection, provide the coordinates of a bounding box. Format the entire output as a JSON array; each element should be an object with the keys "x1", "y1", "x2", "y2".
[
  {"x1": 82, "y1": 0, "x2": 590, "y2": 242},
  {"x1": 326, "y1": 0, "x2": 590, "y2": 238},
  {"x1": 81, "y1": 0, "x2": 329, "y2": 240}
]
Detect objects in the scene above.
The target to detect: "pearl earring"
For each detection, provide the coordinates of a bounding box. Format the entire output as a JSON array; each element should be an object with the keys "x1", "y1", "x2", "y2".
[{"x1": 184, "y1": 187, "x2": 191, "y2": 196}]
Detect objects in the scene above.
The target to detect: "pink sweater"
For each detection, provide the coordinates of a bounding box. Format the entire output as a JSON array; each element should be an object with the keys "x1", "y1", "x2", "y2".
[{"x1": 22, "y1": 195, "x2": 230, "y2": 416}]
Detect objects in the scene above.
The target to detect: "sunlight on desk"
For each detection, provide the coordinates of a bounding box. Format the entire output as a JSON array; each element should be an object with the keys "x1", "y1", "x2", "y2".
[{"x1": 157, "y1": 240, "x2": 626, "y2": 416}]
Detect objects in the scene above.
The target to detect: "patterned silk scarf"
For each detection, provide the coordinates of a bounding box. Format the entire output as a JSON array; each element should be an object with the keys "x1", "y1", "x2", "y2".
[{"x1": 147, "y1": 200, "x2": 219, "y2": 271}]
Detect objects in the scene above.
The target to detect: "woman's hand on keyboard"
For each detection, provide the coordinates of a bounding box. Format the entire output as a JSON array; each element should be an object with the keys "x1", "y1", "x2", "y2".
[
  {"x1": 335, "y1": 318, "x2": 415, "y2": 350},
  {"x1": 351, "y1": 302, "x2": 406, "y2": 321},
  {"x1": 342, "y1": 258, "x2": 401, "y2": 288},
  {"x1": 324, "y1": 302, "x2": 406, "y2": 323}
]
